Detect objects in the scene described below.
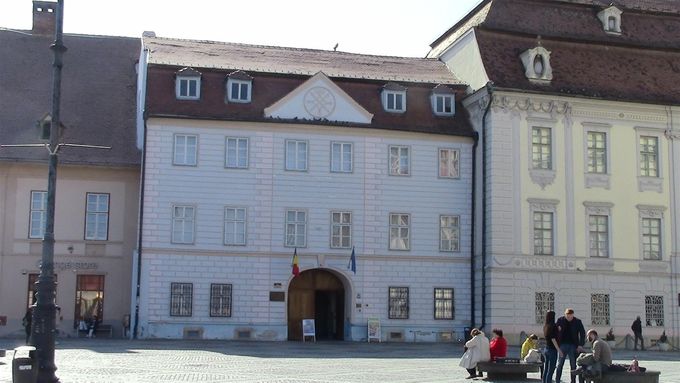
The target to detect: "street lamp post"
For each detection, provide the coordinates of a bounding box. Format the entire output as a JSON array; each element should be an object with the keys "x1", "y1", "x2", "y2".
[{"x1": 33, "y1": 1, "x2": 65, "y2": 381}]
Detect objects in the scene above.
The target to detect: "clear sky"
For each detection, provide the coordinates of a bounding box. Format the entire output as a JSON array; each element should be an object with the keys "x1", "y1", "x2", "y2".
[{"x1": 1, "y1": 0, "x2": 481, "y2": 57}]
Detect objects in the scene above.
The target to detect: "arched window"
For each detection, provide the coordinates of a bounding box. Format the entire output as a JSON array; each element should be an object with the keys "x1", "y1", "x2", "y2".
[{"x1": 533, "y1": 55, "x2": 545, "y2": 76}]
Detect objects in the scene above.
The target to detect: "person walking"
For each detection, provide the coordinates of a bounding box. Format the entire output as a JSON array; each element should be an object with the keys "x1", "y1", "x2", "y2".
[
  {"x1": 459, "y1": 328, "x2": 491, "y2": 379},
  {"x1": 22, "y1": 307, "x2": 33, "y2": 344},
  {"x1": 543, "y1": 310, "x2": 563, "y2": 383},
  {"x1": 631, "y1": 316, "x2": 644, "y2": 351},
  {"x1": 555, "y1": 308, "x2": 586, "y2": 383}
]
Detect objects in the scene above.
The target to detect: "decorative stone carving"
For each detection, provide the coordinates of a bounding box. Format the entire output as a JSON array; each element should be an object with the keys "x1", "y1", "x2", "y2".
[
  {"x1": 665, "y1": 129, "x2": 680, "y2": 140},
  {"x1": 529, "y1": 169, "x2": 556, "y2": 189},
  {"x1": 639, "y1": 261, "x2": 668, "y2": 273},
  {"x1": 638, "y1": 177, "x2": 663, "y2": 193},
  {"x1": 493, "y1": 255, "x2": 575, "y2": 270},
  {"x1": 492, "y1": 96, "x2": 570, "y2": 117},
  {"x1": 636, "y1": 204, "x2": 666, "y2": 218},
  {"x1": 585, "y1": 258, "x2": 614, "y2": 271},
  {"x1": 583, "y1": 201, "x2": 613, "y2": 215},
  {"x1": 585, "y1": 174, "x2": 611, "y2": 189},
  {"x1": 528, "y1": 198, "x2": 559, "y2": 212}
]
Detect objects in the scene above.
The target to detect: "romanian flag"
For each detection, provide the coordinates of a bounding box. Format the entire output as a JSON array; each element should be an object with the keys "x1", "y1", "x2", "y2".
[
  {"x1": 291, "y1": 248, "x2": 300, "y2": 277},
  {"x1": 348, "y1": 246, "x2": 356, "y2": 274}
]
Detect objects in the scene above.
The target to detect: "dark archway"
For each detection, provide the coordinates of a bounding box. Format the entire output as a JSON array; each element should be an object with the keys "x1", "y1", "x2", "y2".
[{"x1": 287, "y1": 269, "x2": 345, "y2": 341}]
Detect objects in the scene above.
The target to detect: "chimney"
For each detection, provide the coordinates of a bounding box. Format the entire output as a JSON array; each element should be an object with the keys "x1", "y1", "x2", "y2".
[{"x1": 32, "y1": 1, "x2": 57, "y2": 36}]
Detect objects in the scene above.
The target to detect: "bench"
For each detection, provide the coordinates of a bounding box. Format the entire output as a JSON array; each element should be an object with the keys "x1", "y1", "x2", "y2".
[
  {"x1": 477, "y1": 361, "x2": 541, "y2": 380},
  {"x1": 577, "y1": 370, "x2": 660, "y2": 383},
  {"x1": 78, "y1": 324, "x2": 113, "y2": 338}
]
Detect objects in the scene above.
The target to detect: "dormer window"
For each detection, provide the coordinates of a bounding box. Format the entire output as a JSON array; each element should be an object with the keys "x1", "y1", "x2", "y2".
[
  {"x1": 520, "y1": 46, "x2": 553, "y2": 85},
  {"x1": 382, "y1": 83, "x2": 407, "y2": 113},
  {"x1": 431, "y1": 85, "x2": 456, "y2": 117},
  {"x1": 226, "y1": 70, "x2": 253, "y2": 103},
  {"x1": 598, "y1": 6, "x2": 622, "y2": 35},
  {"x1": 175, "y1": 67, "x2": 201, "y2": 100}
]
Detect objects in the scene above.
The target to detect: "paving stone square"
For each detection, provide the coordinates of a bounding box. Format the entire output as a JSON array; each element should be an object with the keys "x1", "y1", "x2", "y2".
[{"x1": 0, "y1": 339, "x2": 678, "y2": 382}]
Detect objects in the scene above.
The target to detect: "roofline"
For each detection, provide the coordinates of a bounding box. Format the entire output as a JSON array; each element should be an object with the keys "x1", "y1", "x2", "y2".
[
  {"x1": 146, "y1": 113, "x2": 476, "y2": 138},
  {"x1": 0, "y1": 27, "x2": 140, "y2": 41},
  {"x1": 146, "y1": 63, "x2": 469, "y2": 87},
  {"x1": 0, "y1": 157, "x2": 140, "y2": 168},
  {"x1": 430, "y1": 0, "x2": 491, "y2": 48},
  {"x1": 489, "y1": 86, "x2": 680, "y2": 108}
]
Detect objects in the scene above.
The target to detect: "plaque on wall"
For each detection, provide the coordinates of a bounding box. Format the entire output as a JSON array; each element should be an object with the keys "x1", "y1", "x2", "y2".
[{"x1": 269, "y1": 291, "x2": 285, "y2": 302}]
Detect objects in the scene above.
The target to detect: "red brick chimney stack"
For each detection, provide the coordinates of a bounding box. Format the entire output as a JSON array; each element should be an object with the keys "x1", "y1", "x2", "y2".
[{"x1": 32, "y1": 1, "x2": 57, "y2": 35}]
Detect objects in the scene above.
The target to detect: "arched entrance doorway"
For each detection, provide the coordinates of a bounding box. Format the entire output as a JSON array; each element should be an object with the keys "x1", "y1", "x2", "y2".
[{"x1": 287, "y1": 269, "x2": 345, "y2": 341}]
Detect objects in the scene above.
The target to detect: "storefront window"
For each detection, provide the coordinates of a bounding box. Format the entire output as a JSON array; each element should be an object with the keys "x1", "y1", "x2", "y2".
[
  {"x1": 27, "y1": 273, "x2": 58, "y2": 308},
  {"x1": 74, "y1": 275, "x2": 104, "y2": 328}
]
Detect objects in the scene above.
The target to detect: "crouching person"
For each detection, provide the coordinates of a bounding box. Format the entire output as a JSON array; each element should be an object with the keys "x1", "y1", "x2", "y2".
[
  {"x1": 573, "y1": 329, "x2": 612, "y2": 379},
  {"x1": 459, "y1": 328, "x2": 491, "y2": 379}
]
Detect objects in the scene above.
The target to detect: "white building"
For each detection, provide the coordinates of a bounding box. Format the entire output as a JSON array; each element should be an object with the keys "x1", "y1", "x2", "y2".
[
  {"x1": 134, "y1": 36, "x2": 476, "y2": 341},
  {"x1": 429, "y1": 0, "x2": 680, "y2": 345}
]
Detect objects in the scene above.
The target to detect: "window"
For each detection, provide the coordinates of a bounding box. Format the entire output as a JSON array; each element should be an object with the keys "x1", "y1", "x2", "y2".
[
  {"x1": 172, "y1": 205, "x2": 195, "y2": 244},
  {"x1": 440, "y1": 215, "x2": 460, "y2": 252},
  {"x1": 587, "y1": 132, "x2": 607, "y2": 173},
  {"x1": 383, "y1": 90, "x2": 406, "y2": 113},
  {"x1": 175, "y1": 71, "x2": 201, "y2": 100},
  {"x1": 535, "y1": 292, "x2": 555, "y2": 324},
  {"x1": 85, "y1": 193, "x2": 109, "y2": 241},
  {"x1": 439, "y1": 149, "x2": 460, "y2": 178},
  {"x1": 389, "y1": 213, "x2": 410, "y2": 250},
  {"x1": 210, "y1": 284, "x2": 232, "y2": 317},
  {"x1": 225, "y1": 137, "x2": 248, "y2": 168},
  {"x1": 389, "y1": 146, "x2": 410, "y2": 176},
  {"x1": 532, "y1": 127, "x2": 552, "y2": 169},
  {"x1": 520, "y1": 46, "x2": 553, "y2": 83},
  {"x1": 173, "y1": 134, "x2": 197, "y2": 166},
  {"x1": 432, "y1": 94, "x2": 454, "y2": 116},
  {"x1": 170, "y1": 282, "x2": 193, "y2": 317},
  {"x1": 589, "y1": 215, "x2": 609, "y2": 257},
  {"x1": 388, "y1": 287, "x2": 409, "y2": 319},
  {"x1": 27, "y1": 273, "x2": 58, "y2": 308},
  {"x1": 434, "y1": 288, "x2": 454, "y2": 320},
  {"x1": 227, "y1": 79, "x2": 251, "y2": 103},
  {"x1": 642, "y1": 218, "x2": 661, "y2": 260},
  {"x1": 645, "y1": 295, "x2": 664, "y2": 327},
  {"x1": 330, "y1": 211, "x2": 351, "y2": 249},
  {"x1": 533, "y1": 212, "x2": 554, "y2": 255},
  {"x1": 331, "y1": 142, "x2": 352, "y2": 173},
  {"x1": 29, "y1": 191, "x2": 47, "y2": 239},
  {"x1": 598, "y1": 6, "x2": 622, "y2": 34},
  {"x1": 224, "y1": 207, "x2": 246, "y2": 245},
  {"x1": 591, "y1": 294, "x2": 610, "y2": 325},
  {"x1": 74, "y1": 275, "x2": 104, "y2": 327},
  {"x1": 640, "y1": 136, "x2": 658, "y2": 177},
  {"x1": 285, "y1": 140, "x2": 308, "y2": 171},
  {"x1": 285, "y1": 210, "x2": 307, "y2": 247}
]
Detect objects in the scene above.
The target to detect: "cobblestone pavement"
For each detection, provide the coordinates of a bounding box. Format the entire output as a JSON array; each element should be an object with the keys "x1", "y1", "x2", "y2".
[{"x1": 1, "y1": 339, "x2": 678, "y2": 382}]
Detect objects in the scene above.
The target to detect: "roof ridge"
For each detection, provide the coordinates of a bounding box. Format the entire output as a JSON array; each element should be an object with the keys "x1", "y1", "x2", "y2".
[{"x1": 145, "y1": 35, "x2": 440, "y2": 61}]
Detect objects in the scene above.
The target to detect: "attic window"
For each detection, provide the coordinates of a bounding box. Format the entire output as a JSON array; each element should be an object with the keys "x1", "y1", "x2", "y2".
[
  {"x1": 175, "y1": 67, "x2": 201, "y2": 100},
  {"x1": 382, "y1": 83, "x2": 407, "y2": 113},
  {"x1": 226, "y1": 70, "x2": 253, "y2": 103},
  {"x1": 520, "y1": 46, "x2": 553, "y2": 85},
  {"x1": 431, "y1": 85, "x2": 456, "y2": 117},
  {"x1": 598, "y1": 6, "x2": 622, "y2": 35}
]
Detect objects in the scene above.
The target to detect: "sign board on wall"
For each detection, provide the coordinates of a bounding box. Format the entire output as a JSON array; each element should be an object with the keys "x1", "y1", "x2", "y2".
[{"x1": 367, "y1": 318, "x2": 380, "y2": 342}]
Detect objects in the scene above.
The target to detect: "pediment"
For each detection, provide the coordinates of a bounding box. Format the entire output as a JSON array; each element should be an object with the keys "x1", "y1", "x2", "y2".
[{"x1": 264, "y1": 72, "x2": 373, "y2": 124}]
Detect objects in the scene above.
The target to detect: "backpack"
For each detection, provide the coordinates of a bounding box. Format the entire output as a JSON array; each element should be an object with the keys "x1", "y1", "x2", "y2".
[{"x1": 524, "y1": 349, "x2": 542, "y2": 363}]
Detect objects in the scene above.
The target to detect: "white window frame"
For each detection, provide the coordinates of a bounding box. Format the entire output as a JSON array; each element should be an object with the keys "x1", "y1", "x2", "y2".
[
  {"x1": 645, "y1": 295, "x2": 664, "y2": 327},
  {"x1": 583, "y1": 123, "x2": 611, "y2": 189},
  {"x1": 533, "y1": 211, "x2": 554, "y2": 256},
  {"x1": 382, "y1": 90, "x2": 406, "y2": 113},
  {"x1": 637, "y1": 204, "x2": 666, "y2": 261},
  {"x1": 210, "y1": 283, "x2": 233, "y2": 317},
  {"x1": 535, "y1": 291, "x2": 555, "y2": 324},
  {"x1": 285, "y1": 139, "x2": 308, "y2": 171},
  {"x1": 173, "y1": 134, "x2": 198, "y2": 166},
  {"x1": 531, "y1": 127, "x2": 553, "y2": 170},
  {"x1": 330, "y1": 142, "x2": 353, "y2": 173},
  {"x1": 432, "y1": 94, "x2": 455, "y2": 116},
  {"x1": 583, "y1": 202, "x2": 613, "y2": 259},
  {"x1": 85, "y1": 193, "x2": 110, "y2": 241},
  {"x1": 227, "y1": 78, "x2": 251, "y2": 103},
  {"x1": 586, "y1": 131, "x2": 608, "y2": 174},
  {"x1": 635, "y1": 127, "x2": 664, "y2": 192},
  {"x1": 528, "y1": 198, "x2": 559, "y2": 256},
  {"x1": 285, "y1": 209, "x2": 307, "y2": 247},
  {"x1": 438, "y1": 148, "x2": 460, "y2": 178},
  {"x1": 389, "y1": 145, "x2": 410, "y2": 176},
  {"x1": 29, "y1": 190, "x2": 47, "y2": 239},
  {"x1": 439, "y1": 215, "x2": 460, "y2": 252},
  {"x1": 175, "y1": 76, "x2": 200, "y2": 100},
  {"x1": 330, "y1": 211, "x2": 352, "y2": 249},
  {"x1": 433, "y1": 288, "x2": 454, "y2": 320},
  {"x1": 172, "y1": 205, "x2": 196, "y2": 244},
  {"x1": 389, "y1": 213, "x2": 410, "y2": 251},
  {"x1": 225, "y1": 137, "x2": 249, "y2": 169},
  {"x1": 591, "y1": 293, "x2": 611, "y2": 326},
  {"x1": 224, "y1": 207, "x2": 247, "y2": 246}
]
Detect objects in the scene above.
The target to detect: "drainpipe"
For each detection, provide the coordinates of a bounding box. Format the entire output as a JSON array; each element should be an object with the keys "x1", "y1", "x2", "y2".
[
  {"x1": 132, "y1": 115, "x2": 148, "y2": 339},
  {"x1": 480, "y1": 82, "x2": 494, "y2": 331},
  {"x1": 470, "y1": 131, "x2": 479, "y2": 329}
]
